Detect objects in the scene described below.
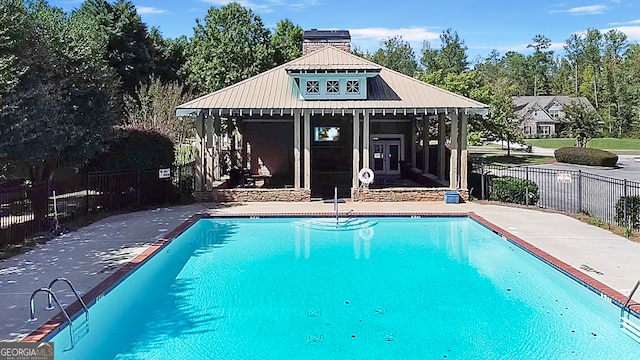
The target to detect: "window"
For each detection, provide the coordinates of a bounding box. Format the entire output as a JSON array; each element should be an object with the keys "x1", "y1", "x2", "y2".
[
  {"x1": 549, "y1": 109, "x2": 560, "y2": 118},
  {"x1": 326, "y1": 80, "x2": 340, "y2": 93},
  {"x1": 346, "y1": 80, "x2": 360, "y2": 94},
  {"x1": 538, "y1": 125, "x2": 551, "y2": 134},
  {"x1": 306, "y1": 80, "x2": 319, "y2": 94}
]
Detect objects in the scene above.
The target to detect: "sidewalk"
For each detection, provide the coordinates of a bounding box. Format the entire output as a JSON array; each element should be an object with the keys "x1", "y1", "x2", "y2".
[{"x1": 2, "y1": 201, "x2": 640, "y2": 341}]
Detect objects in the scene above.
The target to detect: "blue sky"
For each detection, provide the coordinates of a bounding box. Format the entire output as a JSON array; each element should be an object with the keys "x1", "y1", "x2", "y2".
[{"x1": 52, "y1": 0, "x2": 640, "y2": 62}]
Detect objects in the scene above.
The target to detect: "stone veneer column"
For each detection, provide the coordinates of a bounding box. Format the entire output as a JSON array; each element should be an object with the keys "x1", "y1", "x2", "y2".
[{"x1": 294, "y1": 111, "x2": 301, "y2": 189}]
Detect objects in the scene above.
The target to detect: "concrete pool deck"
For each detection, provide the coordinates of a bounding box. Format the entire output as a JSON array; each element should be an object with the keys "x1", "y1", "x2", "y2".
[{"x1": 1, "y1": 201, "x2": 640, "y2": 341}]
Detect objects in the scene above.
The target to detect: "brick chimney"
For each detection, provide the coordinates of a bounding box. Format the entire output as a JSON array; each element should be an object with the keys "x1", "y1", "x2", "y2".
[{"x1": 302, "y1": 29, "x2": 351, "y2": 55}]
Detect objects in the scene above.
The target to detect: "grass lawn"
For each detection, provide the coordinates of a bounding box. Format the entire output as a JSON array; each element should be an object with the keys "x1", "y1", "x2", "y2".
[
  {"x1": 470, "y1": 144, "x2": 555, "y2": 166},
  {"x1": 525, "y1": 137, "x2": 640, "y2": 150}
]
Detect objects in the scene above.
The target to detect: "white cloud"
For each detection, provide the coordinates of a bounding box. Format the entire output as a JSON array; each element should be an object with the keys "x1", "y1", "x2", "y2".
[
  {"x1": 550, "y1": 4, "x2": 608, "y2": 15},
  {"x1": 601, "y1": 25, "x2": 640, "y2": 41},
  {"x1": 200, "y1": 0, "x2": 318, "y2": 13},
  {"x1": 349, "y1": 27, "x2": 440, "y2": 42},
  {"x1": 137, "y1": 6, "x2": 169, "y2": 15},
  {"x1": 609, "y1": 19, "x2": 640, "y2": 25},
  {"x1": 200, "y1": 0, "x2": 272, "y2": 12},
  {"x1": 470, "y1": 42, "x2": 565, "y2": 54}
]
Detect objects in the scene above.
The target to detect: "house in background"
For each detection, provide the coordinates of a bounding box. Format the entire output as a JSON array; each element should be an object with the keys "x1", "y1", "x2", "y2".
[{"x1": 513, "y1": 96, "x2": 594, "y2": 136}]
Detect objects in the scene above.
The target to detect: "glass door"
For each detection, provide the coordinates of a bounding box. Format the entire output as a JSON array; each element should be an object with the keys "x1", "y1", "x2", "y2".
[{"x1": 371, "y1": 140, "x2": 401, "y2": 176}]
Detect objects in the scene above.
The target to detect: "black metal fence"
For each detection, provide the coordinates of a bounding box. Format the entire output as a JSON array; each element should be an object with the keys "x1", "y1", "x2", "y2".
[
  {"x1": 0, "y1": 164, "x2": 194, "y2": 247},
  {"x1": 470, "y1": 164, "x2": 640, "y2": 231}
]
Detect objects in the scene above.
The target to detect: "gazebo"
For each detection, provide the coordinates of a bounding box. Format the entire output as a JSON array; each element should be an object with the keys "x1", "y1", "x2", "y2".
[{"x1": 176, "y1": 30, "x2": 488, "y2": 202}]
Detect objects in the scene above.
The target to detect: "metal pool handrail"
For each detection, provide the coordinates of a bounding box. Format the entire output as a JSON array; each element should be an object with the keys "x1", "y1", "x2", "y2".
[
  {"x1": 47, "y1": 278, "x2": 89, "y2": 323},
  {"x1": 621, "y1": 280, "x2": 640, "y2": 316},
  {"x1": 29, "y1": 288, "x2": 75, "y2": 347}
]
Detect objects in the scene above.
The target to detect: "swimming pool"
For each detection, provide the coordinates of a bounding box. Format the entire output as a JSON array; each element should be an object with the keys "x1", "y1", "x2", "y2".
[{"x1": 42, "y1": 215, "x2": 640, "y2": 359}]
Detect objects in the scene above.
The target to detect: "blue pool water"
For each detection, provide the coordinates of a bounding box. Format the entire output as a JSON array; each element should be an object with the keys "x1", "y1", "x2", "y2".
[{"x1": 49, "y1": 217, "x2": 640, "y2": 359}]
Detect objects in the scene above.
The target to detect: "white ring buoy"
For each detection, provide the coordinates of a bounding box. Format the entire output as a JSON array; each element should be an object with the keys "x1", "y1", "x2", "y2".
[{"x1": 358, "y1": 168, "x2": 375, "y2": 185}]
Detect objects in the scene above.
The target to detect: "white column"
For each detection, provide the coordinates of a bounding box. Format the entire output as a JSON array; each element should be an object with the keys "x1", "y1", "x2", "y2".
[
  {"x1": 363, "y1": 110, "x2": 370, "y2": 169},
  {"x1": 422, "y1": 116, "x2": 430, "y2": 175},
  {"x1": 352, "y1": 111, "x2": 360, "y2": 189},
  {"x1": 303, "y1": 110, "x2": 311, "y2": 190},
  {"x1": 460, "y1": 112, "x2": 468, "y2": 190},
  {"x1": 213, "y1": 116, "x2": 221, "y2": 181},
  {"x1": 438, "y1": 113, "x2": 446, "y2": 181},
  {"x1": 205, "y1": 114, "x2": 214, "y2": 190},
  {"x1": 239, "y1": 119, "x2": 248, "y2": 169},
  {"x1": 411, "y1": 117, "x2": 417, "y2": 168},
  {"x1": 449, "y1": 110, "x2": 459, "y2": 189},
  {"x1": 195, "y1": 113, "x2": 204, "y2": 191},
  {"x1": 294, "y1": 111, "x2": 301, "y2": 189}
]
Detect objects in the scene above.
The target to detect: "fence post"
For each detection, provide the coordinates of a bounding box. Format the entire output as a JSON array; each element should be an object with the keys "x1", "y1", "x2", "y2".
[
  {"x1": 624, "y1": 179, "x2": 628, "y2": 227},
  {"x1": 577, "y1": 170, "x2": 582, "y2": 214},
  {"x1": 137, "y1": 169, "x2": 141, "y2": 207},
  {"x1": 85, "y1": 170, "x2": 90, "y2": 214},
  {"x1": 525, "y1": 167, "x2": 530, "y2": 206},
  {"x1": 481, "y1": 165, "x2": 486, "y2": 200}
]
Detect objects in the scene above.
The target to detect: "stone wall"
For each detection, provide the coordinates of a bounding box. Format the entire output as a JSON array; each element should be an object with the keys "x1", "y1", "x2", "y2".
[
  {"x1": 195, "y1": 188, "x2": 469, "y2": 203},
  {"x1": 351, "y1": 188, "x2": 469, "y2": 202},
  {"x1": 302, "y1": 41, "x2": 351, "y2": 55},
  {"x1": 194, "y1": 189, "x2": 311, "y2": 202}
]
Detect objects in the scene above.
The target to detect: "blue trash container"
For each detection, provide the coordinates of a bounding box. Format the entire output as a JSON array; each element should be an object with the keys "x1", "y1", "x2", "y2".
[{"x1": 444, "y1": 190, "x2": 459, "y2": 204}]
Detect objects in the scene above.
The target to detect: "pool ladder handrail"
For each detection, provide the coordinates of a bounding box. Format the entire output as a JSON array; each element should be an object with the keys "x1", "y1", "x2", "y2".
[
  {"x1": 28, "y1": 288, "x2": 76, "y2": 347},
  {"x1": 28, "y1": 278, "x2": 89, "y2": 349},
  {"x1": 621, "y1": 280, "x2": 640, "y2": 316},
  {"x1": 46, "y1": 278, "x2": 89, "y2": 323}
]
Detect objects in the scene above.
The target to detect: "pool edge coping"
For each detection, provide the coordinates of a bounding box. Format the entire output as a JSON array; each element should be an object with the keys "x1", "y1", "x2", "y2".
[{"x1": 21, "y1": 211, "x2": 640, "y2": 343}]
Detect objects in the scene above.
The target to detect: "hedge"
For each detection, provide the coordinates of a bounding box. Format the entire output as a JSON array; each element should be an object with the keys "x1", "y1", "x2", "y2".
[
  {"x1": 489, "y1": 176, "x2": 540, "y2": 205},
  {"x1": 615, "y1": 196, "x2": 640, "y2": 230},
  {"x1": 88, "y1": 128, "x2": 175, "y2": 171},
  {"x1": 554, "y1": 147, "x2": 618, "y2": 167}
]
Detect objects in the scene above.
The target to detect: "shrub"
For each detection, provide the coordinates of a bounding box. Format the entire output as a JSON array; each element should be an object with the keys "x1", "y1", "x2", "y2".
[
  {"x1": 615, "y1": 196, "x2": 640, "y2": 230},
  {"x1": 554, "y1": 147, "x2": 618, "y2": 167},
  {"x1": 489, "y1": 176, "x2": 540, "y2": 205},
  {"x1": 467, "y1": 131, "x2": 485, "y2": 146},
  {"x1": 88, "y1": 128, "x2": 175, "y2": 171}
]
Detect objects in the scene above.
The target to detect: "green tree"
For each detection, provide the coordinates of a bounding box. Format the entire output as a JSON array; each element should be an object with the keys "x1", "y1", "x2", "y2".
[
  {"x1": 0, "y1": 0, "x2": 121, "y2": 223},
  {"x1": 370, "y1": 36, "x2": 418, "y2": 76},
  {"x1": 561, "y1": 101, "x2": 602, "y2": 147},
  {"x1": 271, "y1": 19, "x2": 303, "y2": 65},
  {"x1": 149, "y1": 28, "x2": 189, "y2": 84},
  {"x1": 602, "y1": 30, "x2": 630, "y2": 136},
  {"x1": 186, "y1": 2, "x2": 272, "y2": 93},
  {"x1": 500, "y1": 52, "x2": 530, "y2": 95},
  {"x1": 125, "y1": 78, "x2": 195, "y2": 163},
  {"x1": 70, "y1": 0, "x2": 156, "y2": 99},
  {"x1": 420, "y1": 28, "x2": 468, "y2": 78},
  {"x1": 486, "y1": 89, "x2": 523, "y2": 156},
  {"x1": 526, "y1": 34, "x2": 554, "y2": 95}
]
